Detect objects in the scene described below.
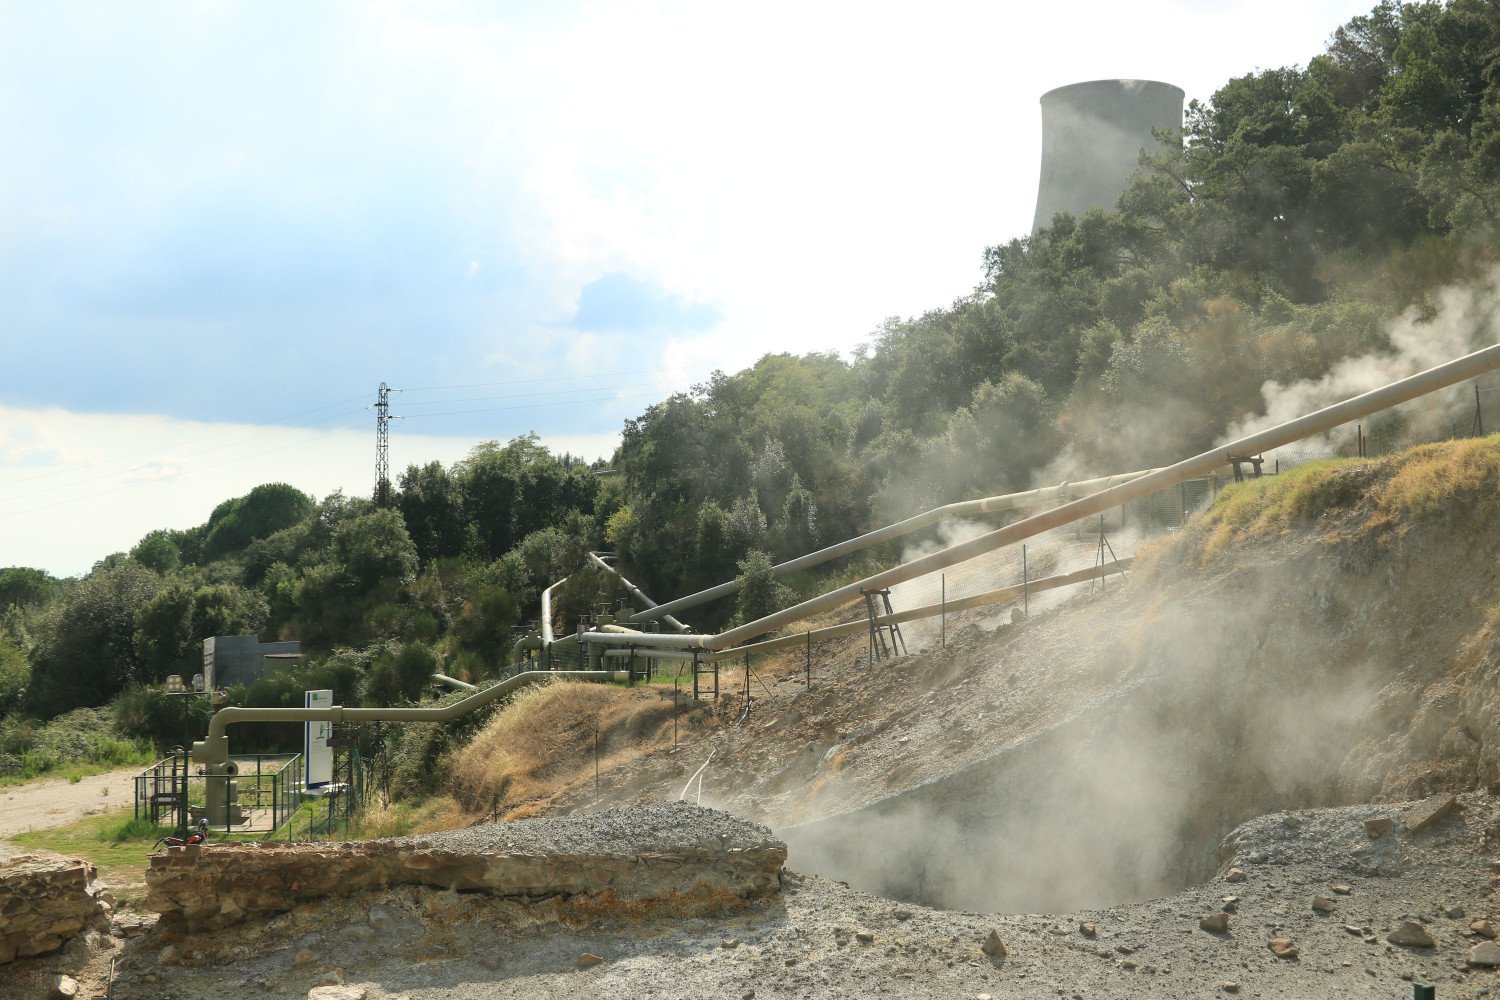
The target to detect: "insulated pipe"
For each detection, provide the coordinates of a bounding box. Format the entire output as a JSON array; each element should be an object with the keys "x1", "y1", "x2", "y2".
[
  {"x1": 431, "y1": 673, "x2": 478, "y2": 692},
  {"x1": 191, "y1": 670, "x2": 628, "y2": 771},
  {"x1": 593, "y1": 343, "x2": 1500, "y2": 652},
  {"x1": 586, "y1": 552, "x2": 692, "y2": 633},
  {"x1": 508, "y1": 633, "x2": 542, "y2": 663},
  {"x1": 603, "y1": 558, "x2": 1134, "y2": 662},
  {"x1": 540, "y1": 577, "x2": 567, "y2": 644},
  {"x1": 622, "y1": 468, "x2": 1164, "y2": 625}
]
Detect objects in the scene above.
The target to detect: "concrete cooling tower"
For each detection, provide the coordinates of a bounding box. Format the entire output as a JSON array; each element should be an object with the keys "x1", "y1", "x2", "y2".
[{"x1": 1032, "y1": 79, "x2": 1184, "y2": 234}]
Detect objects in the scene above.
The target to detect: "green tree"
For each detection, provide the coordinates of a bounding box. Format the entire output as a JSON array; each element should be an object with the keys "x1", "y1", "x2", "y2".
[{"x1": 25, "y1": 562, "x2": 161, "y2": 716}]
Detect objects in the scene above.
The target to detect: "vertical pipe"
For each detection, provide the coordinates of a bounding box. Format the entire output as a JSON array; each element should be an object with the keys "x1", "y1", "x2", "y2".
[
  {"x1": 1477, "y1": 384, "x2": 1485, "y2": 437},
  {"x1": 1022, "y1": 544, "x2": 1029, "y2": 617},
  {"x1": 805, "y1": 631, "x2": 811, "y2": 690},
  {"x1": 940, "y1": 573, "x2": 946, "y2": 649},
  {"x1": 673, "y1": 677, "x2": 679, "y2": 747}
]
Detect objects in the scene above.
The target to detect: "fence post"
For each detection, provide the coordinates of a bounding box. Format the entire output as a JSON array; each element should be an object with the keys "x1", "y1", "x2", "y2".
[
  {"x1": 1477, "y1": 384, "x2": 1485, "y2": 437},
  {"x1": 1022, "y1": 544, "x2": 1029, "y2": 617},
  {"x1": 805, "y1": 631, "x2": 811, "y2": 690},
  {"x1": 940, "y1": 573, "x2": 946, "y2": 649}
]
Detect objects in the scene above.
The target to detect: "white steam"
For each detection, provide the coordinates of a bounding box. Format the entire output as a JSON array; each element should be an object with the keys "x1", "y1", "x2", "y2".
[{"x1": 1220, "y1": 267, "x2": 1500, "y2": 451}]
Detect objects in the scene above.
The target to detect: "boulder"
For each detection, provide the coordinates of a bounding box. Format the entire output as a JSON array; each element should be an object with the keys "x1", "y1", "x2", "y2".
[{"x1": 1388, "y1": 921, "x2": 1437, "y2": 948}]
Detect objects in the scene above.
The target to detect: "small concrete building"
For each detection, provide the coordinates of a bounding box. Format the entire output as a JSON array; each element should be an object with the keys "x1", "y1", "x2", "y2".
[
  {"x1": 201, "y1": 636, "x2": 301, "y2": 690},
  {"x1": 1032, "y1": 79, "x2": 1185, "y2": 234}
]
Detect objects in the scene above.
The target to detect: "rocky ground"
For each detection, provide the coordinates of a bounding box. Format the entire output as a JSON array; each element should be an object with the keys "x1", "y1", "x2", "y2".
[{"x1": 8, "y1": 792, "x2": 1500, "y2": 999}]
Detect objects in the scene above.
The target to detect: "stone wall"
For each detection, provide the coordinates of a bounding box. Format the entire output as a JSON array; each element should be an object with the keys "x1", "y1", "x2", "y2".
[
  {"x1": 148, "y1": 807, "x2": 786, "y2": 931},
  {"x1": 0, "y1": 847, "x2": 109, "y2": 963}
]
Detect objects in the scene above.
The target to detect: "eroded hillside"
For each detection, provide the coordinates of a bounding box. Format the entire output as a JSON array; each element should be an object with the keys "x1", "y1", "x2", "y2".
[{"x1": 451, "y1": 436, "x2": 1500, "y2": 913}]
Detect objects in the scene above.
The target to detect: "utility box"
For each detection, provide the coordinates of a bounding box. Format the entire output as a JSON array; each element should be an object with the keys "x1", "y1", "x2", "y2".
[{"x1": 202, "y1": 636, "x2": 302, "y2": 690}]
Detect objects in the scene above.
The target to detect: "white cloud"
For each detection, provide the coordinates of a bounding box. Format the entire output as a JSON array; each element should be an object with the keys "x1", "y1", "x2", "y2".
[{"x1": 0, "y1": 406, "x2": 618, "y2": 578}]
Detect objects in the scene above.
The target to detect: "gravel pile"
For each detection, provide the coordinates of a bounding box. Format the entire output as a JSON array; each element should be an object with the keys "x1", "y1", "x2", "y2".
[
  {"x1": 49, "y1": 793, "x2": 1500, "y2": 999},
  {"x1": 387, "y1": 801, "x2": 780, "y2": 856}
]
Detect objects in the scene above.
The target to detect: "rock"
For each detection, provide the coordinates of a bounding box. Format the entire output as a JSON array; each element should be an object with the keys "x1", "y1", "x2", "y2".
[
  {"x1": 1225, "y1": 868, "x2": 1247, "y2": 883},
  {"x1": 1268, "y1": 938, "x2": 1298, "y2": 959},
  {"x1": 1388, "y1": 920, "x2": 1437, "y2": 947},
  {"x1": 1402, "y1": 793, "x2": 1457, "y2": 833},
  {"x1": 477, "y1": 955, "x2": 503, "y2": 971},
  {"x1": 578, "y1": 953, "x2": 604, "y2": 969},
  {"x1": 1343, "y1": 924, "x2": 1364, "y2": 936},
  {"x1": 1446, "y1": 905, "x2": 1467, "y2": 919},
  {"x1": 1079, "y1": 922, "x2": 1096, "y2": 937},
  {"x1": 980, "y1": 930, "x2": 1007, "y2": 957},
  {"x1": 720, "y1": 938, "x2": 740, "y2": 949},
  {"x1": 158, "y1": 944, "x2": 182, "y2": 966},
  {"x1": 294, "y1": 948, "x2": 318, "y2": 965},
  {"x1": 1222, "y1": 982, "x2": 1239, "y2": 994},
  {"x1": 1469, "y1": 941, "x2": 1500, "y2": 966},
  {"x1": 1331, "y1": 883, "x2": 1352, "y2": 895},
  {"x1": 307, "y1": 988, "x2": 367, "y2": 1000},
  {"x1": 1200, "y1": 912, "x2": 1230, "y2": 933},
  {"x1": 366, "y1": 904, "x2": 398, "y2": 928},
  {"x1": 1364, "y1": 817, "x2": 1394, "y2": 838},
  {"x1": 1220, "y1": 896, "x2": 1238, "y2": 913},
  {"x1": 855, "y1": 931, "x2": 874, "y2": 944},
  {"x1": 1471, "y1": 919, "x2": 1497, "y2": 939},
  {"x1": 48, "y1": 974, "x2": 80, "y2": 1000},
  {"x1": 1312, "y1": 896, "x2": 1337, "y2": 913}
]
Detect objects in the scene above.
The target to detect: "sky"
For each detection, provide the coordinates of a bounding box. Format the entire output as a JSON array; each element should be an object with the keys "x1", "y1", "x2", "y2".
[{"x1": 0, "y1": 0, "x2": 1380, "y2": 576}]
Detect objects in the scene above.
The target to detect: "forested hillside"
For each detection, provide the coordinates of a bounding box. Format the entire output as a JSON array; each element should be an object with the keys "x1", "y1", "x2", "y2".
[{"x1": 2, "y1": 0, "x2": 1497, "y2": 771}]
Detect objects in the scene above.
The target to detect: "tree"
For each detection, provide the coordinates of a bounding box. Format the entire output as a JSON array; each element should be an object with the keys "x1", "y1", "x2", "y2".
[
  {"x1": 25, "y1": 562, "x2": 161, "y2": 716},
  {"x1": 0, "y1": 567, "x2": 60, "y2": 611},
  {"x1": 732, "y1": 551, "x2": 793, "y2": 628},
  {"x1": 201, "y1": 484, "x2": 315, "y2": 561}
]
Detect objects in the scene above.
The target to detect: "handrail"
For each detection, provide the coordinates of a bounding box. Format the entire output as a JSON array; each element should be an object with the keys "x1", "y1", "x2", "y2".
[
  {"x1": 621, "y1": 468, "x2": 1165, "y2": 625},
  {"x1": 583, "y1": 343, "x2": 1500, "y2": 653},
  {"x1": 193, "y1": 670, "x2": 627, "y2": 770}
]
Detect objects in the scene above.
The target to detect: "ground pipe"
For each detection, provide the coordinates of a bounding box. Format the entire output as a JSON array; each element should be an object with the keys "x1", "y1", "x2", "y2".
[
  {"x1": 586, "y1": 552, "x2": 692, "y2": 633},
  {"x1": 191, "y1": 669, "x2": 627, "y2": 771},
  {"x1": 602, "y1": 558, "x2": 1134, "y2": 662},
  {"x1": 592, "y1": 342, "x2": 1500, "y2": 652},
  {"x1": 621, "y1": 468, "x2": 1163, "y2": 626}
]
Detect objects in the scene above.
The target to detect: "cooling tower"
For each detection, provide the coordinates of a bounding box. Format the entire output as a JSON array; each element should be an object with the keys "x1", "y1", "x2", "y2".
[{"x1": 1031, "y1": 79, "x2": 1184, "y2": 234}]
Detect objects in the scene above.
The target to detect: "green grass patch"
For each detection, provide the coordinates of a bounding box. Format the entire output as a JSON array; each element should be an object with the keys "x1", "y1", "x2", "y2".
[{"x1": 0, "y1": 754, "x2": 154, "y2": 790}]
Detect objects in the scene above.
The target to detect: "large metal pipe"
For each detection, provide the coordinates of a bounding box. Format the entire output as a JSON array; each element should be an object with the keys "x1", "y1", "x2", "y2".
[
  {"x1": 604, "y1": 558, "x2": 1134, "y2": 662},
  {"x1": 191, "y1": 669, "x2": 627, "y2": 771},
  {"x1": 592, "y1": 343, "x2": 1500, "y2": 652},
  {"x1": 541, "y1": 577, "x2": 567, "y2": 644},
  {"x1": 622, "y1": 468, "x2": 1163, "y2": 626},
  {"x1": 586, "y1": 552, "x2": 691, "y2": 632}
]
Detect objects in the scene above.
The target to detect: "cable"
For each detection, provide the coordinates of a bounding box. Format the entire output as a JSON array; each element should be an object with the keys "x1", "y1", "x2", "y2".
[
  {"x1": 396, "y1": 381, "x2": 680, "y2": 407},
  {"x1": 401, "y1": 365, "x2": 708, "y2": 392},
  {"x1": 398, "y1": 388, "x2": 669, "y2": 420}
]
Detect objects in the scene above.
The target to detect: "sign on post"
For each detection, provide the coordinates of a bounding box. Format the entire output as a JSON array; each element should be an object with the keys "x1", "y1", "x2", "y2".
[{"x1": 305, "y1": 689, "x2": 333, "y2": 788}]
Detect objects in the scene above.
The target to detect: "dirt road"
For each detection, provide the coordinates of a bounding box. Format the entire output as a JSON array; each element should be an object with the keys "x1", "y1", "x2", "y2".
[{"x1": 0, "y1": 766, "x2": 139, "y2": 838}]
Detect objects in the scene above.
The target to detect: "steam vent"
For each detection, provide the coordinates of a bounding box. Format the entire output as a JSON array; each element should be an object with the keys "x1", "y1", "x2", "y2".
[{"x1": 1031, "y1": 79, "x2": 1184, "y2": 234}]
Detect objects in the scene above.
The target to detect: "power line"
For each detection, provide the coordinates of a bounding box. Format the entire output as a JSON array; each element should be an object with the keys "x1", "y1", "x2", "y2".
[
  {"x1": 400, "y1": 365, "x2": 709, "y2": 392},
  {"x1": 398, "y1": 387, "x2": 670, "y2": 420}
]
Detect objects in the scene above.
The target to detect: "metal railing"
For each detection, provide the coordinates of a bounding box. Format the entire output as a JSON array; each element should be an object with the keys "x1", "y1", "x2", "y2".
[{"x1": 134, "y1": 750, "x2": 303, "y2": 835}]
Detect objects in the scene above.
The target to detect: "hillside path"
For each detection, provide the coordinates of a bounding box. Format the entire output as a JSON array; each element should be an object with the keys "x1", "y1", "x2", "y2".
[{"x1": 0, "y1": 765, "x2": 140, "y2": 838}]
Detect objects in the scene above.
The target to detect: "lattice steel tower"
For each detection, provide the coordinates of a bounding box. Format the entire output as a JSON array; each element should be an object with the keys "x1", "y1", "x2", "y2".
[{"x1": 373, "y1": 382, "x2": 398, "y2": 506}]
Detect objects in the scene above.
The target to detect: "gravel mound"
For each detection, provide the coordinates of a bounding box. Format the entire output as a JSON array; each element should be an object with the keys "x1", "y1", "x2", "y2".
[{"x1": 386, "y1": 801, "x2": 779, "y2": 855}]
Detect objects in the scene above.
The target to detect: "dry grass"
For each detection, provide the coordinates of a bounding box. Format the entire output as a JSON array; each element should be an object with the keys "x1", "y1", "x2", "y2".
[
  {"x1": 448, "y1": 680, "x2": 681, "y2": 819},
  {"x1": 354, "y1": 795, "x2": 471, "y2": 838},
  {"x1": 1139, "y1": 436, "x2": 1500, "y2": 576}
]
